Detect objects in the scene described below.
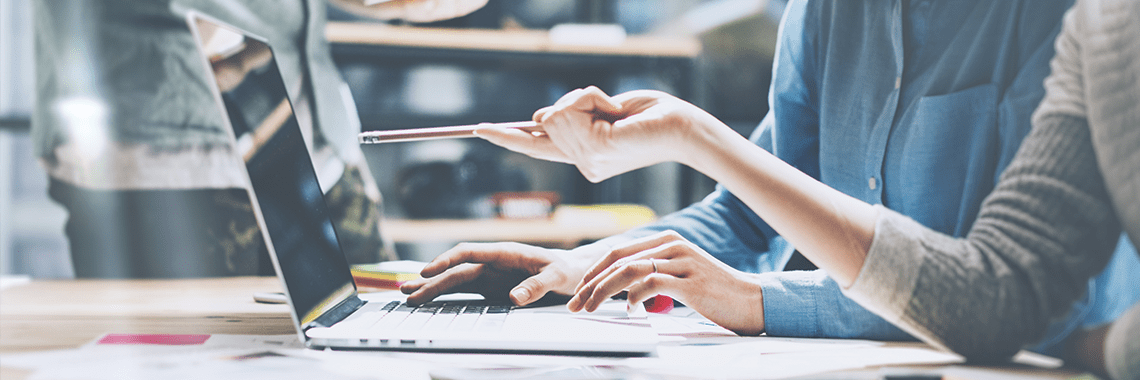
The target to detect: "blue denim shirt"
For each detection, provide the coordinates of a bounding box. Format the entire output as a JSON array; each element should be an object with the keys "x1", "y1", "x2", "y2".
[{"x1": 605, "y1": 0, "x2": 1140, "y2": 355}]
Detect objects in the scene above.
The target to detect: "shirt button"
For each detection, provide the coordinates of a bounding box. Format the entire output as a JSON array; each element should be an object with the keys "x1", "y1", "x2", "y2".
[
  {"x1": 894, "y1": 77, "x2": 901, "y2": 89},
  {"x1": 868, "y1": 177, "x2": 877, "y2": 190}
]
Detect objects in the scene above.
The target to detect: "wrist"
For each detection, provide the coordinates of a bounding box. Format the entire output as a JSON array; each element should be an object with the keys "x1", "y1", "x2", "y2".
[
  {"x1": 742, "y1": 272, "x2": 767, "y2": 335},
  {"x1": 681, "y1": 117, "x2": 755, "y2": 177}
]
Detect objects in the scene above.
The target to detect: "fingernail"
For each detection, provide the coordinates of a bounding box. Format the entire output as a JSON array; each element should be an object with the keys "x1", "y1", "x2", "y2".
[
  {"x1": 568, "y1": 295, "x2": 582, "y2": 309},
  {"x1": 510, "y1": 288, "x2": 530, "y2": 303}
]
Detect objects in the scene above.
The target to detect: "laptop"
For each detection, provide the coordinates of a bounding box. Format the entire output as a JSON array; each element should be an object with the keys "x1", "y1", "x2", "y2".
[{"x1": 185, "y1": 11, "x2": 659, "y2": 356}]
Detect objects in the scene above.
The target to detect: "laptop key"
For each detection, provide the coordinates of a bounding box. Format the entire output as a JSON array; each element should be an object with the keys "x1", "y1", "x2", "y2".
[
  {"x1": 422, "y1": 313, "x2": 458, "y2": 331},
  {"x1": 486, "y1": 305, "x2": 512, "y2": 313},
  {"x1": 333, "y1": 301, "x2": 387, "y2": 330},
  {"x1": 472, "y1": 312, "x2": 507, "y2": 332},
  {"x1": 398, "y1": 313, "x2": 433, "y2": 330},
  {"x1": 447, "y1": 313, "x2": 480, "y2": 331},
  {"x1": 370, "y1": 303, "x2": 415, "y2": 331},
  {"x1": 439, "y1": 304, "x2": 464, "y2": 314}
]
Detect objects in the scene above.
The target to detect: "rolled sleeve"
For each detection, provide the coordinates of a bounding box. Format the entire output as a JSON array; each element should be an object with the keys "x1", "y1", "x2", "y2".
[
  {"x1": 761, "y1": 268, "x2": 913, "y2": 340},
  {"x1": 757, "y1": 271, "x2": 821, "y2": 337},
  {"x1": 842, "y1": 205, "x2": 926, "y2": 328}
]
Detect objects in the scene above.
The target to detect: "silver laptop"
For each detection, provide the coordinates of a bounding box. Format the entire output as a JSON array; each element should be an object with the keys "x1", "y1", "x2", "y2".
[{"x1": 186, "y1": 11, "x2": 658, "y2": 356}]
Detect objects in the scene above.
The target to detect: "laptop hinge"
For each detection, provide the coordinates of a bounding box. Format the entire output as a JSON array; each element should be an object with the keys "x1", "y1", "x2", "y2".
[{"x1": 307, "y1": 294, "x2": 366, "y2": 330}]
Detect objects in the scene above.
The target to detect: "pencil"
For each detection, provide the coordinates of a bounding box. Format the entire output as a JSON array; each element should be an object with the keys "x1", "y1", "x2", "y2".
[{"x1": 358, "y1": 121, "x2": 542, "y2": 144}]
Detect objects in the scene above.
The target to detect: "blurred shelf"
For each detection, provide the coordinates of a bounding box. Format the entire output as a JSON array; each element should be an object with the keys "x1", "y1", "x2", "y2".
[{"x1": 326, "y1": 22, "x2": 701, "y2": 58}]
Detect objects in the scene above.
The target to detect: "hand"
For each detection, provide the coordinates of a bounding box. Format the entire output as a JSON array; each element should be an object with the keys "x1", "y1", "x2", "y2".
[
  {"x1": 476, "y1": 87, "x2": 731, "y2": 182},
  {"x1": 568, "y1": 230, "x2": 766, "y2": 335},
  {"x1": 400, "y1": 242, "x2": 606, "y2": 306},
  {"x1": 210, "y1": 40, "x2": 272, "y2": 92},
  {"x1": 329, "y1": 0, "x2": 488, "y2": 23}
]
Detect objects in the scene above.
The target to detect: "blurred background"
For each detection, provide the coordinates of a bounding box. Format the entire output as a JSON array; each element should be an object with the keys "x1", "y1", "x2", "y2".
[{"x1": 0, "y1": 0, "x2": 786, "y2": 277}]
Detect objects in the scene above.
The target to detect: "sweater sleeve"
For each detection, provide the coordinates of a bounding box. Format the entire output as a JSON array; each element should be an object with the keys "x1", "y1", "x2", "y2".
[{"x1": 844, "y1": 114, "x2": 1121, "y2": 361}]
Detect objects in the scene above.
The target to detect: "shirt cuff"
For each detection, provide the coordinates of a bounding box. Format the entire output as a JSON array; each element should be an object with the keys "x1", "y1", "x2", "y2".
[
  {"x1": 841, "y1": 205, "x2": 925, "y2": 328},
  {"x1": 757, "y1": 271, "x2": 821, "y2": 337}
]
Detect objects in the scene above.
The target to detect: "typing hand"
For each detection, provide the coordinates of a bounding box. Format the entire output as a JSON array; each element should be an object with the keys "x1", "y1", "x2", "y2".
[
  {"x1": 476, "y1": 87, "x2": 728, "y2": 183},
  {"x1": 568, "y1": 230, "x2": 767, "y2": 336},
  {"x1": 400, "y1": 242, "x2": 605, "y2": 306}
]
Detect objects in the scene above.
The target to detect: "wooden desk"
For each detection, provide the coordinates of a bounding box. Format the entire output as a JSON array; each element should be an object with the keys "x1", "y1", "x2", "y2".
[
  {"x1": 0, "y1": 278, "x2": 1086, "y2": 379},
  {"x1": 0, "y1": 277, "x2": 291, "y2": 354}
]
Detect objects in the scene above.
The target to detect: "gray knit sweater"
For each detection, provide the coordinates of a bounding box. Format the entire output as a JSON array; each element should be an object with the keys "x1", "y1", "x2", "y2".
[{"x1": 843, "y1": 0, "x2": 1140, "y2": 378}]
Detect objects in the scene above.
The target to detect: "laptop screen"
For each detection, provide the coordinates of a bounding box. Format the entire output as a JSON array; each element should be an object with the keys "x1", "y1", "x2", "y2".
[{"x1": 190, "y1": 15, "x2": 357, "y2": 328}]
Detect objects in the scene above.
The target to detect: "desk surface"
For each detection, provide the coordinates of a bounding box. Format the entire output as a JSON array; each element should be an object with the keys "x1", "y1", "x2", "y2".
[
  {"x1": 0, "y1": 277, "x2": 291, "y2": 354},
  {"x1": 0, "y1": 278, "x2": 1085, "y2": 379}
]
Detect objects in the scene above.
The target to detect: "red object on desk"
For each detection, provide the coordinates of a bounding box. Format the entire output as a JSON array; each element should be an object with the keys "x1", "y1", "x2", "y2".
[{"x1": 644, "y1": 294, "x2": 674, "y2": 313}]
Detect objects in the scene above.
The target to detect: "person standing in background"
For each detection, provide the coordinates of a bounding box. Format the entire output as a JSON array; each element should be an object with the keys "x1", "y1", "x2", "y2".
[{"x1": 33, "y1": 0, "x2": 486, "y2": 278}]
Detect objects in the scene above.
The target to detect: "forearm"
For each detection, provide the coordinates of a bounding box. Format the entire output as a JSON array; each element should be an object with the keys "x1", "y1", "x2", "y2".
[{"x1": 681, "y1": 120, "x2": 876, "y2": 287}]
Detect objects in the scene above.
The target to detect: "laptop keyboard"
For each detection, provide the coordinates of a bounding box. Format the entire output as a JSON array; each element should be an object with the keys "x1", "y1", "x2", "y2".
[{"x1": 334, "y1": 300, "x2": 514, "y2": 333}]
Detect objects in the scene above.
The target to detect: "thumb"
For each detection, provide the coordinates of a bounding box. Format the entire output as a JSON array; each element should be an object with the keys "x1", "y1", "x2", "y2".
[
  {"x1": 571, "y1": 86, "x2": 623, "y2": 118},
  {"x1": 509, "y1": 270, "x2": 562, "y2": 306}
]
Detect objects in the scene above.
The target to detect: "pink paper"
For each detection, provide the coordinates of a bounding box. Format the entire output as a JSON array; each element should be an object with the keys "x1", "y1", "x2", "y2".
[{"x1": 97, "y1": 334, "x2": 211, "y2": 345}]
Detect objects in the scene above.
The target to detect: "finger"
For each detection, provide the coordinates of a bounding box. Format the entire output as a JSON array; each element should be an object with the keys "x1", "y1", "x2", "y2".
[
  {"x1": 509, "y1": 268, "x2": 567, "y2": 306},
  {"x1": 577, "y1": 231, "x2": 685, "y2": 291},
  {"x1": 474, "y1": 127, "x2": 573, "y2": 164},
  {"x1": 610, "y1": 89, "x2": 662, "y2": 104},
  {"x1": 625, "y1": 274, "x2": 677, "y2": 305},
  {"x1": 400, "y1": 277, "x2": 427, "y2": 294},
  {"x1": 579, "y1": 259, "x2": 657, "y2": 312},
  {"x1": 538, "y1": 109, "x2": 592, "y2": 165},
  {"x1": 541, "y1": 87, "x2": 621, "y2": 131},
  {"x1": 533, "y1": 105, "x2": 555, "y2": 123},
  {"x1": 405, "y1": 263, "x2": 484, "y2": 305},
  {"x1": 572, "y1": 240, "x2": 686, "y2": 311},
  {"x1": 421, "y1": 242, "x2": 528, "y2": 278},
  {"x1": 569, "y1": 86, "x2": 623, "y2": 116},
  {"x1": 555, "y1": 88, "x2": 621, "y2": 156},
  {"x1": 571, "y1": 253, "x2": 658, "y2": 311}
]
